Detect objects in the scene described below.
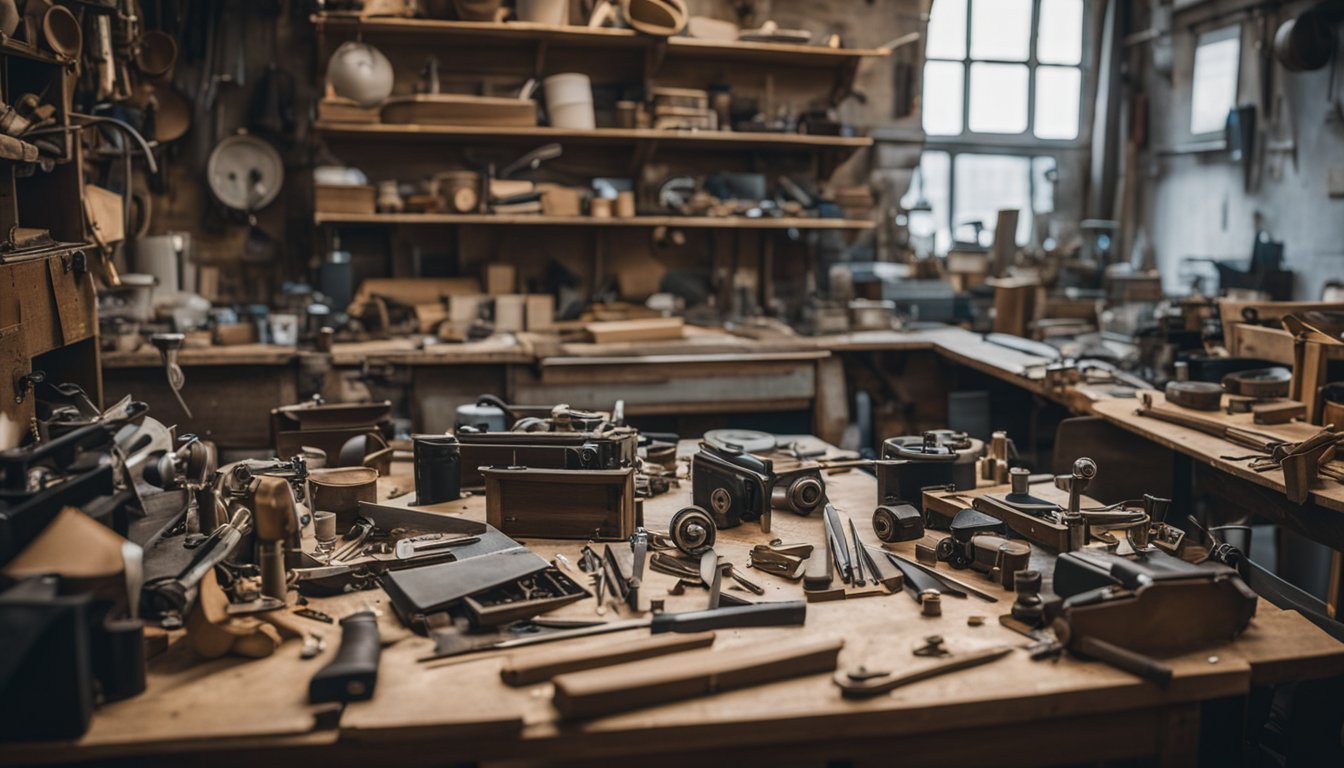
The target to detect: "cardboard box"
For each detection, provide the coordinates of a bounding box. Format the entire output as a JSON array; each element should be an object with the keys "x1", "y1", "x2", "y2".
[
  {"x1": 494, "y1": 295, "x2": 527, "y2": 333},
  {"x1": 526, "y1": 294, "x2": 555, "y2": 331},
  {"x1": 483, "y1": 263, "x2": 517, "y2": 295}
]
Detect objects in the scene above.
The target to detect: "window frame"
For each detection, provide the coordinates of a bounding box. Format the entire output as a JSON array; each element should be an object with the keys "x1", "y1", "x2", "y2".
[
  {"x1": 922, "y1": 0, "x2": 1092, "y2": 149},
  {"x1": 907, "y1": 146, "x2": 1058, "y2": 251},
  {"x1": 913, "y1": 0, "x2": 1091, "y2": 251}
]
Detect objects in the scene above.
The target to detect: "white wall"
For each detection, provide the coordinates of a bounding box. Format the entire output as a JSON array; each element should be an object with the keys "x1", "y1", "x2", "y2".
[{"x1": 1139, "y1": 0, "x2": 1344, "y2": 299}]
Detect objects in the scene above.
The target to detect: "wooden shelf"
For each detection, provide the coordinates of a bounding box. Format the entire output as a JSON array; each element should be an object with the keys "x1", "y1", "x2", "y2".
[
  {"x1": 314, "y1": 212, "x2": 873, "y2": 230},
  {"x1": 313, "y1": 122, "x2": 871, "y2": 151},
  {"x1": 310, "y1": 15, "x2": 889, "y2": 69}
]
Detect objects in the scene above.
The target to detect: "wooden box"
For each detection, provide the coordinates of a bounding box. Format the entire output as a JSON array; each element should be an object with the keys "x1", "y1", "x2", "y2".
[
  {"x1": 315, "y1": 184, "x2": 376, "y2": 215},
  {"x1": 481, "y1": 467, "x2": 635, "y2": 540}
]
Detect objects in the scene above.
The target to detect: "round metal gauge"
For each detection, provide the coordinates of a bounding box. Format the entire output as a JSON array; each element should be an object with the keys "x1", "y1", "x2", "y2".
[{"x1": 206, "y1": 133, "x2": 284, "y2": 212}]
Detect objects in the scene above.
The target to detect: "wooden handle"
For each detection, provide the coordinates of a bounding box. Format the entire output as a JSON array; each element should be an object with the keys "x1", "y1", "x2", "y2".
[
  {"x1": 1075, "y1": 635, "x2": 1173, "y2": 687},
  {"x1": 501, "y1": 632, "x2": 716, "y2": 686},
  {"x1": 552, "y1": 637, "x2": 843, "y2": 720}
]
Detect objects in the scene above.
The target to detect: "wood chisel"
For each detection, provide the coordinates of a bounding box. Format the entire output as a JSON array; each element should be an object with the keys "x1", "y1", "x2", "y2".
[{"x1": 823, "y1": 504, "x2": 852, "y2": 583}]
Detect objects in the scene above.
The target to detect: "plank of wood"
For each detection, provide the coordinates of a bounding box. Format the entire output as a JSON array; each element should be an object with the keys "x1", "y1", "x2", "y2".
[
  {"x1": 501, "y1": 632, "x2": 716, "y2": 686},
  {"x1": 585, "y1": 317, "x2": 685, "y2": 345},
  {"x1": 551, "y1": 637, "x2": 844, "y2": 720}
]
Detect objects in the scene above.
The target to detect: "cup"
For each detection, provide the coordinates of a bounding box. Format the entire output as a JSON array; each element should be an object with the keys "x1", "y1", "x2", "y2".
[{"x1": 543, "y1": 73, "x2": 595, "y2": 130}]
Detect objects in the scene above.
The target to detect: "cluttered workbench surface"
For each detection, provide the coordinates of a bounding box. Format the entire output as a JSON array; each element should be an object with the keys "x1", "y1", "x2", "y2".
[
  {"x1": 1092, "y1": 393, "x2": 1344, "y2": 515},
  {"x1": 10, "y1": 439, "x2": 1343, "y2": 767}
]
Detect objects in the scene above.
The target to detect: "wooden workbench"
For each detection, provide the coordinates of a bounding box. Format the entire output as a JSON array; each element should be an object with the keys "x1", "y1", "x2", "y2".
[
  {"x1": 11, "y1": 443, "x2": 1343, "y2": 766},
  {"x1": 1091, "y1": 392, "x2": 1344, "y2": 613}
]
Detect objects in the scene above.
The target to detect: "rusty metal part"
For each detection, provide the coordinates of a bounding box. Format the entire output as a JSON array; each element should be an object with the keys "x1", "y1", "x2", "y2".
[
  {"x1": 921, "y1": 591, "x2": 942, "y2": 616},
  {"x1": 834, "y1": 646, "x2": 1013, "y2": 698},
  {"x1": 913, "y1": 635, "x2": 949, "y2": 657},
  {"x1": 915, "y1": 542, "x2": 938, "y2": 565},
  {"x1": 748, "y1": 542, "x2": 808, "y2": 580}
]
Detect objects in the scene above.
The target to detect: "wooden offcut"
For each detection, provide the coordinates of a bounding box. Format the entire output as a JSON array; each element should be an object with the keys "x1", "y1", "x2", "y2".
[
  {"x1": 551, "y1": 637, "x2": 844, "y2": 720},
  {"x1": 585, "y1": 317, "x2": 685, "y2": 344}
]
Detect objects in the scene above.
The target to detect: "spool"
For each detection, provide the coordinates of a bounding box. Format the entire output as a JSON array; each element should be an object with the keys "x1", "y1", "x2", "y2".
[
  {"x1": 1221, "y1": 367, "x2": 1292, "y2": 399},
  {"x1": 413, "y1": 434, "x2": 461, "y2": 505},
  {"x1": 920, "y1": 591, "x2": 942, "y2": 617},
  {"x1": 615, "y1": 190, "x2": 636, "y2": 218},
  {"x1": 1164, "y1": 380, "x2": 1222, "y2": 411}
]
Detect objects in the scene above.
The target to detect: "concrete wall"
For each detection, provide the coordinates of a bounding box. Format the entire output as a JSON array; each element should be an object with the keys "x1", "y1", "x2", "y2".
[{"x1": 1137, "y1": 0, "x2": 1344, "y2": 299}]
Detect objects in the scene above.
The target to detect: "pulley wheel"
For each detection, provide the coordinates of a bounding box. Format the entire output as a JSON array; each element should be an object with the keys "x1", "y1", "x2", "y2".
[{"x1": 670, "y1": 505, "x2": 716, "y2": 557}]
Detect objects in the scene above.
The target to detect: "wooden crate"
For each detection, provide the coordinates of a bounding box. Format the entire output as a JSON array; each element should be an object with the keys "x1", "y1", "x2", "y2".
[{"x1": 315, "y1": 184, "x2": 376, "y2": 215}]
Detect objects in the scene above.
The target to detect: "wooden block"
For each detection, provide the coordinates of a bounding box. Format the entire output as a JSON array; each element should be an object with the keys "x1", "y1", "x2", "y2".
[
  {"x1": 551, "y1": 637, "x2": 843, "y2": 720},
  {"x1": 1253, "y1": 400, "x2": 1306, "y2": 425},
  {"x1": 494, "y1": 294, "x2": 526, "y2": 333},
  {"x1": 445, "y1": 294, "x2": 485, "y2": 324},
  {"x1": 214, "y1": 323, "x2": 257, "y2": 346},
  {"x1": 585, "y1": 317, "x2": 684, "y2": 344},
  {"x1": 482, "y1": 263, "x2": 516, "y2": 296},
  {"x1": 314, "y1": 184, "x2": 376, "y2": 215},
  {"x1": 501, "y1": 632, "x2": 716, "y2": 686},
  {"x1": 481, "y1": 467, "x2": 635, "y2": 540},
  {"x1": 353, "y1": 278, "x2": 482, "y2": 307},
  {"x1": 525, "y1": 294, "x2": 555, "y2": 331},
  {"x1": 540, "y1": 185, "x2": 582, "y2": 217}
]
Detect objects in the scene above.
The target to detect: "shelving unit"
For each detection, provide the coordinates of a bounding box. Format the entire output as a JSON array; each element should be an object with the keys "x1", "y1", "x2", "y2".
[
  {"x1": 312, "y1": 122, "x2": 872, "y2": 151},
  {"x1": 314, "y1": 212, "x2": 874, "y2": 229},
  {"x1": 310, "y1": 15, "x2": 890, "y2": 72},
  {"x1": 0, "y1": 42, "x2": 98, "y2": 442},
  {"x1": 309, "y1": 12, "x2": 892, "y2": 303}
]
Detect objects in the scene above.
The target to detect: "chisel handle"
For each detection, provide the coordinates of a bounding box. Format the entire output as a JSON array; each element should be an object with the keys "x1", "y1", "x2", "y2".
[
  {"x1": 650, "y1": 600, "x2": 806, "y2": 634},
  {"x1": 309, "y1": 611, "x2": 381, "y2": 703},
  {"x1": 1075, "y1": 635, "x2": 1172, "y2": 687}
]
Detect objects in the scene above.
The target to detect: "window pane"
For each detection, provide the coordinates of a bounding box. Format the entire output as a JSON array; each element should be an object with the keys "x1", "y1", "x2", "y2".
[
  {"x1": 926, "y1": 0, "x2": 966, "y2": 60},
  {"x1": 970, "y1": 0, "x2": 1031, "y2": 61},
  {"x1": 901, "y1": 151, "x2": 952, "y2": 255},
  {"x1": 922, "y1": 61, "x2": 965, "y2": 135},
  {"x1": 1038, "y1": 0, "x2": 1083, "y2": 65},
  {"x1": 1032, "y1": 156, "x2": 1056, "y2": 214},
  {"x1": 954, "y1": 154, "x2": 1031, "y2": 246},
  {"x1": 1034, "y1": 66, "x2": 1080, "y2": 139},
  {"x1": 968, "y1": 63, "x2": 1028, "y2": 133},
  {"x1": 1190, "y1": 28, "x2": 1240, "y2": 135}
]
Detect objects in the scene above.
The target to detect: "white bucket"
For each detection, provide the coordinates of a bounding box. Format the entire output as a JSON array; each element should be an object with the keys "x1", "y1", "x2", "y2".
[{"x1": 543, "y1": 73, "x2": 595, "y2": 129}]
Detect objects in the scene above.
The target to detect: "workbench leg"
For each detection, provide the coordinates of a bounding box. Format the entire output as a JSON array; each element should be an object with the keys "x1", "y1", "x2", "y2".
[
  {"x1": 1173, "y1": 452, "x2": 1194, "y2": 523},
  {"x1": 1157, "y1": 703, "x2": 1200, "y2": 767},
  {"x1": 1328, "y1": 550, "x2": 1344, "y2": 619}
]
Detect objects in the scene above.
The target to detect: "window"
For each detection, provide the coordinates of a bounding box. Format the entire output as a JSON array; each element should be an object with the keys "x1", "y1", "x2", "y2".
[
  {"x1": 912, "y1": 0, "x2": 1085, "y2": 251},
  {"x1": 1189, "y1": 27, "x2": 1240, "y2": 136}
]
